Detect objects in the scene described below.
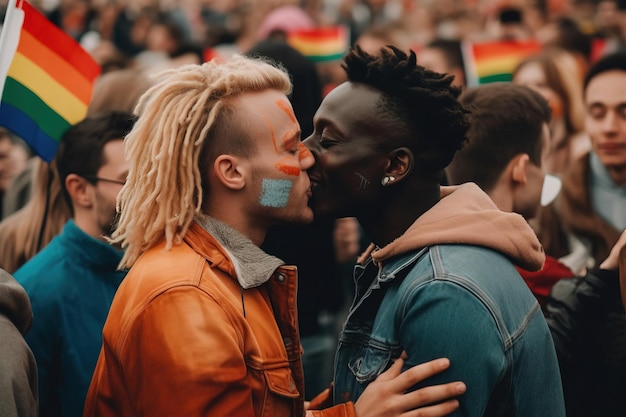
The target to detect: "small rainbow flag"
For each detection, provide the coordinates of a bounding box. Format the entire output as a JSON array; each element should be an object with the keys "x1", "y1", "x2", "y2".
[
  {"x1": 287, "y1": 26, "x2": 349, "y2": 62},
  {"x1": 0, "y1": 0, "x2": 100, "y2": 161},
  {"x1": 462, "y1": 39, "x2": 542, "y2": 87}
]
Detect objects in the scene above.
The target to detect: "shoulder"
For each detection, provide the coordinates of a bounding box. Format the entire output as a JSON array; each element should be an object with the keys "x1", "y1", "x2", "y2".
[
  {"x1": 402, "y1": 244, "x2": 520, "y2": 288},
  {"x1": 13, "y1": 240, "x2": 73, "y2": 295},
  {"x1": 397, "y1": 244, "x2": 538, "y2": 326}
]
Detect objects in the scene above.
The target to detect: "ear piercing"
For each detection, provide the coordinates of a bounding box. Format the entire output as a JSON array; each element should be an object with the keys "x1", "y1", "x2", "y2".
[{"x1": 381, "y1": 176, "x2": 395, "y2": 186}]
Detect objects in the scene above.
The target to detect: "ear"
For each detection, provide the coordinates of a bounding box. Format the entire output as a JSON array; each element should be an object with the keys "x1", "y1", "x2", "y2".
[
  {"x1": 510, "y1": 153, "x2": 530, "y2": 185},
  {"x1": 65, "y1": 173, "x2": 93, "y2": 209},
  {"x1": 384, "y1": 147, "x2": 414, "y2": 183},
  {"x1": 213, "y1": 155, "x2": 246, "y2": 190}
]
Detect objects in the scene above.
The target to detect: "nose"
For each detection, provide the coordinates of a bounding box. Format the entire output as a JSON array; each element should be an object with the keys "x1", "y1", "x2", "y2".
[
  {"x1": 298, "y1": 142, "x2": 315, "y2": 170},
  {"x1": 601, "y1": 110, "x2": 619, "y2": 133}
]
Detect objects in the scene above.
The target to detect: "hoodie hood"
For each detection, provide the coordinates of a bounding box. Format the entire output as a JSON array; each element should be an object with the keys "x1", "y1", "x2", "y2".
[
  {"x1": 370, "y1": 183, "x2": 545, "y2": 271},
  {"x1": 0, "y1": 269, "x2": 33, "y2": 335}
]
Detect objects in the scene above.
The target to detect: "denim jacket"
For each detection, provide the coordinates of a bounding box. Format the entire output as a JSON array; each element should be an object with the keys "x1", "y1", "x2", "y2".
[{"x1": 332, "y1": 184, "x2": 566, "y2": 417}]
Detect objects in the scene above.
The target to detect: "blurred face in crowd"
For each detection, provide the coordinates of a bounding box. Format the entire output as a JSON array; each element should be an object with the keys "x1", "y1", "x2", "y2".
[
  {"x1": 0, "y1": 135, "x2": 14, "y2": 192},
  {"x1": 417, "y1": 47, "x2": 465, "y2": 88},
  {"x1": 0, "y1": 135, "x2": 28, "y2": 193},
  {"x1": 90, "y1": 139, "x2": 128, "y2": 236},
  {"x1": 584, "y1": 70, "x2": 626, "y2": 177},
  {"x1": 513, "y1": 61, "x2": 564, "y2": 120}
]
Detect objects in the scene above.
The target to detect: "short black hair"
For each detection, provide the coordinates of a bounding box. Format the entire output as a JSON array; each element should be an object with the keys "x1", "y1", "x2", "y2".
[
  {"x1": 583, "y1": 50, "x2": 626, "y2": 93},
  {"x1": 446, "y1": 83, "x2": 551, "y2": 192},
  {"x1": 343, "y1": 45, "x2": 470, "y2": 173},
  {"x1": 56, "y1": 111, "x2": 135, "y2": 207}
]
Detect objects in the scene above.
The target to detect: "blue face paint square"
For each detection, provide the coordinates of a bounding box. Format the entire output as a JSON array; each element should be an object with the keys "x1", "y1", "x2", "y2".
[{"x1": 260, "y1": 179, "x2": 292, "y2": 208}]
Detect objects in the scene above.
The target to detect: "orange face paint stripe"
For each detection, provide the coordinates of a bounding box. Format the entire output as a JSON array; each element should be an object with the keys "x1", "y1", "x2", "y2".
[
  {"x1": 276, "y1": 100, "x2": 297, "y2": 124},
  {"x1": 275, "y1": 157, "x2": 301, "y2": 176},
  {"x1": 261, "y1": 112, "x2": 280, "y2": 153}
]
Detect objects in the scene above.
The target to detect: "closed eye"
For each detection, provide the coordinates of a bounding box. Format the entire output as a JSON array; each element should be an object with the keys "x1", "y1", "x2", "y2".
[{"x1": 320, "y1": 131, "x2": 339, "y2": 148}]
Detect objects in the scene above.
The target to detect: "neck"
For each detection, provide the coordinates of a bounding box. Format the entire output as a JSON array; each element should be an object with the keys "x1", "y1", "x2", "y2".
[
  {"x1": 72, "y1": 214, "x2": 108, "y2": 242},
  {"x1": 486, "y1": 183, "x2": 514, "y2": 213},
  {"x1": 204, "y1": 206, "x2": 268, "y2": 247},
  {"x1": 358, "y1": 182, "x2": 440, "y2": 248}
]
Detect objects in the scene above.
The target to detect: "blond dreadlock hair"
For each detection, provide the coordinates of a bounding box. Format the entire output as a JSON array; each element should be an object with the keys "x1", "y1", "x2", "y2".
[{"x1": 111, "y1": 55, "x2": 292, "y2": 268}]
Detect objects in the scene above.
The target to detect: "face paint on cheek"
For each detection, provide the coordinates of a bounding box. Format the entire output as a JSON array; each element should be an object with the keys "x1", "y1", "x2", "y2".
[
  {"x1": 259, "y1": 179, "x2": 293, "y2": 208},
  {"x1": 275, "y1": 157, "x2": 301, "y2": 176}
]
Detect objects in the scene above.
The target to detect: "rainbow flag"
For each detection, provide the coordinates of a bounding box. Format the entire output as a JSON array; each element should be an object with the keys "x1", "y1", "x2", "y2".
[
  {"x1": 0, "y1": 0, "x2": 100, "y2": 161},
  {"x1": 287, "y1": 26, "x2": 349, "y2": 62},
  {"x1": 462, "y1": 40, "x2": 542, "y2": 87}
]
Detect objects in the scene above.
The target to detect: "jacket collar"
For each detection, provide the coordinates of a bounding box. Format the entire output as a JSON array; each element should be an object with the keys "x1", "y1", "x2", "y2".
[
  {"x1": 62, "y1": 219, "x2": 124, "y2": 271},
  {"x1": 192, "y1": 216, "x2": 285, "y2": 289}
]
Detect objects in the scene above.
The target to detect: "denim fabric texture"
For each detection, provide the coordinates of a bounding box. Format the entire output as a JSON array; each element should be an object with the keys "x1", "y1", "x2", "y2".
[{"x1": 333, "y1": 244, "x2": 566, "y2": 417}]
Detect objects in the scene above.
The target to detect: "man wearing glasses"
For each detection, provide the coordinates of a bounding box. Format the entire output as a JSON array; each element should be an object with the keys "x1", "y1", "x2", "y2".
[{"x1": 14, "y1": 111, "x2": 134, "y2": 417}]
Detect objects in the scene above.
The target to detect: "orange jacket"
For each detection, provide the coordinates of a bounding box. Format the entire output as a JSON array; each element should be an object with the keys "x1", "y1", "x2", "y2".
[{"x1": 84, "y1": 221, "x2": 355, "y2": 417}]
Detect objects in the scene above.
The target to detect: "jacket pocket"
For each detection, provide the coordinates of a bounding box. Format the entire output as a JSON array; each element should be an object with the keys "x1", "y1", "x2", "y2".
[
  {"x1": 251, "y1": 365, "x2": 299, "y2": 417},
  {"x1": 348, "y1": 346, "x2": 392, "y2": 384},
  {"x1": 264, "y1": 366, "x2": 300, "y2": 398}
]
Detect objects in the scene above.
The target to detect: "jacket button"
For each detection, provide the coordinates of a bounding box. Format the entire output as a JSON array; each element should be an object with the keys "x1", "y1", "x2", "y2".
[{"x1": 276, "y1": 273, "x2": 286, "y2": 282}]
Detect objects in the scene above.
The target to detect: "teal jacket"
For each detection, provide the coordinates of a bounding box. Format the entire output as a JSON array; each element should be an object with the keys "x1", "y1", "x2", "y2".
[{"x1": 15, "y1": 220, "x2": 125, "y2": 417}]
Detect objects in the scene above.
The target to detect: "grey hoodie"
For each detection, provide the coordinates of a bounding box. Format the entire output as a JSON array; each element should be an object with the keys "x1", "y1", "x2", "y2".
[{"x1": 0, "y1": 269, "x2": 38, "y2": 417}]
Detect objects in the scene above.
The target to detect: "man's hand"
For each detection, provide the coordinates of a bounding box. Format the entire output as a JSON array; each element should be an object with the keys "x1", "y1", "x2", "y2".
[{"x1": 354, "y1": 357, "x2": 466, "y2": 417}]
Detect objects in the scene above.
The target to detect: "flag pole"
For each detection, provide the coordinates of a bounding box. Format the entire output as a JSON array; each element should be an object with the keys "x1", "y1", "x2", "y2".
[{"x1": 0, "y1": 0, "x2": 23, "y2": 97}]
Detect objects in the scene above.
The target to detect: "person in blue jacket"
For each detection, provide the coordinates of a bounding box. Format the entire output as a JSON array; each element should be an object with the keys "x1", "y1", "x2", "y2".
[
  {"x1": 14, "y1": 111, "x2": 134, "y2": 417},
  {"x1": 303, "y1": 46, "x2": 566, "y2": 416}
]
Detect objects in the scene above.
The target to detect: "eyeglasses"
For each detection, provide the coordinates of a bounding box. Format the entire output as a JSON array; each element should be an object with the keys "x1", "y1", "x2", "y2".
[{"x1": 83, "y1": 176, "x2": 126, "y2": 186}]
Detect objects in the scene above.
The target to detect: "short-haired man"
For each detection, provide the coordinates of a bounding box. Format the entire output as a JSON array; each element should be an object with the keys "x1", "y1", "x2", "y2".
[
  {"x1": 446, "y1": 82, "x2": 572, "y2": 309},
  {"x1": 84, "y1": 56, "x2": 465, "y2": 417},
  {"x1": 559, "y1": 50, "x2": 626, "y2": 268},
  {"x1": 304, "y1": 46, "x2": 565, "y2": 416},
  {"x1": 14, "y1": 111, "x2": 134, "y2": 417}
]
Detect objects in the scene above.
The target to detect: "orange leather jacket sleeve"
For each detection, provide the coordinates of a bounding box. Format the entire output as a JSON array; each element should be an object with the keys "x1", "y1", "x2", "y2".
[
  {"x1": 310, "y1": 403, "x2": 357, "y2": 417},
  {"x1": 307, "y1": 385, "x2": 357, "y2": 417}
]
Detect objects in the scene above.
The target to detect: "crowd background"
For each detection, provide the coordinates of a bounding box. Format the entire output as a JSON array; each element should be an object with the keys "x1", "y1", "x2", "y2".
[{"x1": 0, "y1": 0, "x2": 625, "y2": 415}]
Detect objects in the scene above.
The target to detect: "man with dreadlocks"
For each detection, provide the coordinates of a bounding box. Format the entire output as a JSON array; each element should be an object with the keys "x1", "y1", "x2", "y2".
[
  {"x1": 303, "y1": 46, "x2": 566, "y2": 416},
  {"x1": 83, "y1": 55, "x2": 466, "y2": 417}
]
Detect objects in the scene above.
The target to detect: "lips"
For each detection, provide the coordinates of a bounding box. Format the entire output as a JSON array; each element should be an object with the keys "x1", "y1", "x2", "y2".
[{"x1": 598, "y1": 142, "x2": 626, "y2": 152}]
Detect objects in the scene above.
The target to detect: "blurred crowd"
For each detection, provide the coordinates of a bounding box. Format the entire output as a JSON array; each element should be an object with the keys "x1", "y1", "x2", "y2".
[{"x1": 0, "y1": 0, "x2": 626, "y2": 416}]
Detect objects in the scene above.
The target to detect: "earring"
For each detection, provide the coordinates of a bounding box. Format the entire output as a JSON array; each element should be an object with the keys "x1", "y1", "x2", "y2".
[{"x1": 381, "y1": 176, "x2": 395, "y2": 186}]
